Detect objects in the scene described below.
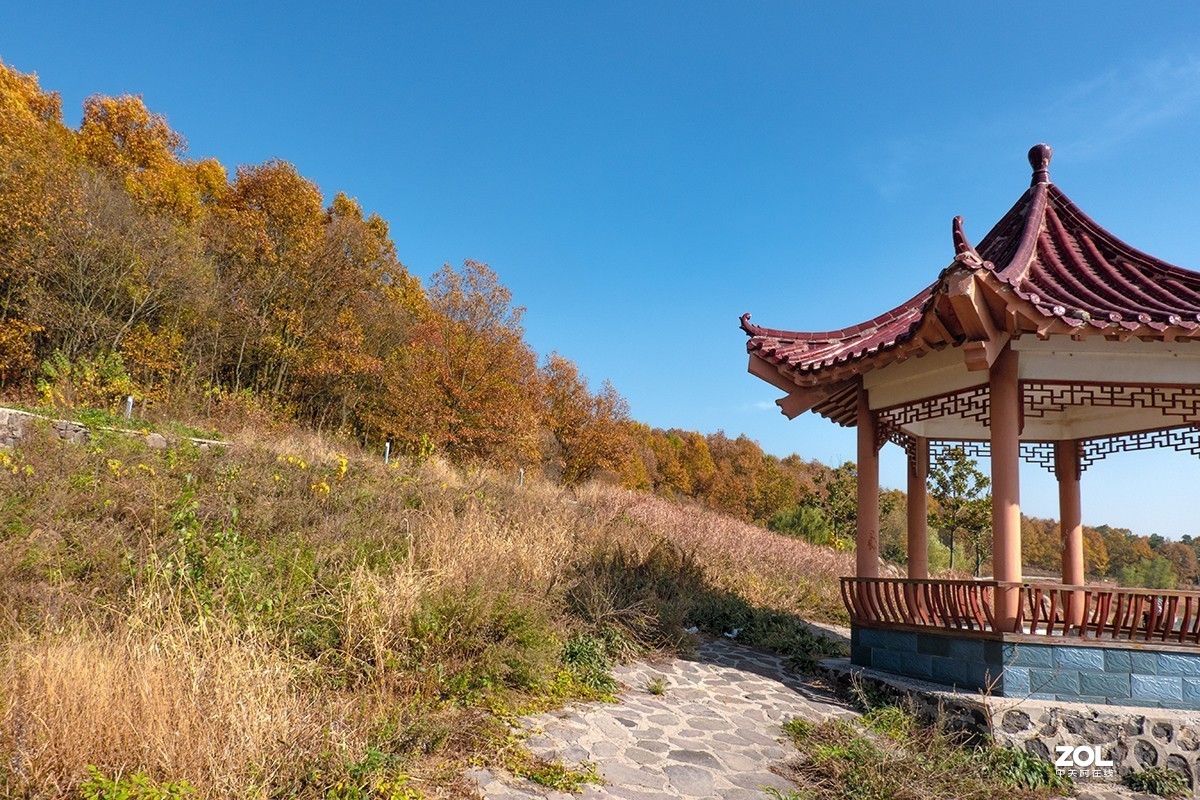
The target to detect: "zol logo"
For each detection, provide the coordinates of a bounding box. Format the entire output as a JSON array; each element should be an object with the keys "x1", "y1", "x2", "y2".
[{"x1": 1054, "y1": 745, "x2": 1115, "y2": 777}]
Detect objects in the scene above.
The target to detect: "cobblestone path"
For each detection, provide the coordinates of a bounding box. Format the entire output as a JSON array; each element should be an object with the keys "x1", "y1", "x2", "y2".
[{"x1": 468, "y1": 638, "x2": 856, "y2": 799}]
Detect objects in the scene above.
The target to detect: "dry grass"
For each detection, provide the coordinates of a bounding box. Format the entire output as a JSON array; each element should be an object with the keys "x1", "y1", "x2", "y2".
[
  {"x1": 578, "y1": 483, "x2": 854, "y2": 623},
  {"x1": 0, "y1": 422, "x2": 854, "y2": 797},
  {"x1": 1, "y1": 622, "x2": 350, "y2": 798}
]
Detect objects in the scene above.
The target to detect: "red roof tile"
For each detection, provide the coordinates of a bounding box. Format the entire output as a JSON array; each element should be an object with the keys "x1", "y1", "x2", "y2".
[{"x1": 743, "y1": 144, "x2": 1200, "y2": 384}]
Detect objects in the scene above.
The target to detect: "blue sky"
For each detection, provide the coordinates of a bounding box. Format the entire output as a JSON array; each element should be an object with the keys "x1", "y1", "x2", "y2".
[{"x1": 5, "y1": 3, "x2": 1200, "y2": 536}]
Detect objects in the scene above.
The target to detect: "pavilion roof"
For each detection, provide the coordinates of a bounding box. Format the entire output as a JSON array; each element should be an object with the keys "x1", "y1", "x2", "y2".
[{"x1": 742, "y1": 145, "x2": 1200, "y2": 421}]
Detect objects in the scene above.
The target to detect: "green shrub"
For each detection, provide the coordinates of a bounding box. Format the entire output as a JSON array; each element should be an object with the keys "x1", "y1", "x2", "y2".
[
  {"x1": 1125, "y1": 766, "x2": 1190, "y2": 797},
  {"x1": 37, "y1": 351, "x2": 136, "y2": 412},
  {"x1": 560, "y1": 632, "x2": 618, "y2": 696},
  {"x1": 80, "y1": 767, "x2": 196, "y2": 800},
  {"x1": 984, "y1": 746, "x2": 1072, "y2": 791}
]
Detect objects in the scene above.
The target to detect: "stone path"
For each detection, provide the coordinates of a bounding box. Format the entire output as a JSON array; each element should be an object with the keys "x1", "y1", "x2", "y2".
[
  {"x1": 469, "y1": 638, "x2": 857, "y2": 799},
  {"x1": 469, "y1": 636, "x2": 1153, "y2": 800}
]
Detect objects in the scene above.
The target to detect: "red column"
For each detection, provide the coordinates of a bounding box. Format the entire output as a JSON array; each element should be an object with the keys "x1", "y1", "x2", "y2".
[
  {"x1": 907, "y1": 437, "x2": 930, "y2": 579},
  {"x1": 989, "y1": 345, "x2": 1023, "y2": 632},
  {"x1": 856, "y1": 381, "x2": 880, "y2": 579},
  {"x1": 1056, "y1": 439, "x2": 1085, "y2": 627}
]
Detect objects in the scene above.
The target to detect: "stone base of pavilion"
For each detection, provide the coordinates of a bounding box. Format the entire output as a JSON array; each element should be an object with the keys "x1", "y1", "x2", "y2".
[
  {"x1": 819, "y1": 652, "x2": 1200, "y2": 785},
  {"x1": 851, "y1": 624, "x2": 1200, "y2": 709}
]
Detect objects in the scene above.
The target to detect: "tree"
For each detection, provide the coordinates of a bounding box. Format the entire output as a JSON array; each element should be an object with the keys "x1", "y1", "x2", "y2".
[
  {"x1": 540, "y1": 352, "x2": 631, "y2": 485},
  {"x1": 1098, "y1": 526, "x2": 1155, "y2": 578},
  {"x1": 79, "y1": 93, "x2": 225, "y2": 222},
  {"x1": 1082, "y1": 527, "x2": 1109, "y2": 579},
  {"x1": 927, "y1": 447, "x2": 991, "y2": 575},
  {"x1": 384, "y1": 260, "x2": 541, "y2": 466},
  {"x1": 0, "y1": 59, "x2": 76, "y2": 382},
  {"x1": 1165, "y1": 541, "x2": 1199, "y2": 586},
  {"x1": 820, "y1": 462, "x2": 858, "y2": 551},
  {"x1": 1021, "y1": 516, "x2": 1060, "y2": 573},
  {"x1": 770, "y1": 504, "x2": 832, "y2": 546},
  {"x1": 1118, "y1": 556, "x2": 1178, "y2": 590}
]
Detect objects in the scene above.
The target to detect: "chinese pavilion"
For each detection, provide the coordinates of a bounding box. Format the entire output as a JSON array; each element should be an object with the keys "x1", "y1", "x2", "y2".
[{"x1": 741, "y1": 145, "x2": 1200, "y2": 709}]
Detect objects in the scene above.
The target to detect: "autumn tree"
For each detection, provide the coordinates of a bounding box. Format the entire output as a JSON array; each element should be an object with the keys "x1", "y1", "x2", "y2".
[
  {"x1": 540, "y1": 352, "x2": 631, "y2": 485},
  {"x1": 0, "y1": 60, "x2": 76, "y2": 381},
  {"x1": 291, "y1": 193, "x2": 421, "y2": 429},
  {"x1": 1021, "y1": 516, "x2": 1060, "y2": 573},
  {"x1": 1082, "y1": 527, "x2": 1110, "y2": 579},
  {"x1": 79, "y1": 93, "x2": 226, "y2": 222},
  {"x1": 1164, "y1": 541, "x2": 1199, "y2": 586},
  {"x1": 384, "y1": 260, "x2": 541, "y2": 466},
  {"x1": 29, "y1": 171, "x2": 207, "y2": 363},
  {"x1": 1097, "y1": 526, "x2": 1155, "y2": 578}
]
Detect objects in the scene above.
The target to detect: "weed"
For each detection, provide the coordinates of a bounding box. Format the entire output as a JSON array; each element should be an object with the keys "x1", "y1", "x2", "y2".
[
  {"x1": 79, "y1": 767, "x2": 196, "y2": 799},
  {"x1": 983, "y1": 746, "x2": 1072, "y2": 791},
  {"x1": 1125, "y1": 765, "x2": 1190, "y2": 797},
  {"x1": 687, "y1": 592, "x2": 845, "y2": 673},
  {"x1": 560, "y1": 632, "x2": 618, "y2": 696},
  {"x1": 513, "y1": 757, "x2": 599, "y2": 792},
  {"x1": 763, "y1": 789, "x2": 809, "y2": 800},
  {"x1": 326, "y1": 749, "x2": 423, "y2": 800},
  {"x1": 778, "y1": 707, "x2": 1070, "y2": 800},
  {"x1": 645, "y1": 676, "x2": 668, "y2": 695}
]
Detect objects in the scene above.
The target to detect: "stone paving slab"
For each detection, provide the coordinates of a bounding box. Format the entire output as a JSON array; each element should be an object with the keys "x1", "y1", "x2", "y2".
[{"x1": 470, "y1": 638, "x2": 856, "y2": 799}]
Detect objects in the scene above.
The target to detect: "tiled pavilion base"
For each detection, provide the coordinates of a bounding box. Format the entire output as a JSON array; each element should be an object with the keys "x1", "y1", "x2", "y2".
[{"x1": 852, "y1": 625, "x2": 1200, "y2": 709}]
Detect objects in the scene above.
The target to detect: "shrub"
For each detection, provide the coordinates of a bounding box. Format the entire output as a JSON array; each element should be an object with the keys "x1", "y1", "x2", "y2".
[
  {"x1": 1125, "y1": 765, "x2": 1190, "y2": 797},
  {"x1": 36, "y1": 350, "x2": 136, "y2": 412}
]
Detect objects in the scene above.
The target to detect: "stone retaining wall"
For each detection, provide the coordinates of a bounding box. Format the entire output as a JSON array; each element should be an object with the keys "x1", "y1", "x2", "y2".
[
  {"x1": 0, "y1": 407, "x2": 221, "y2": 452},
  {"x1": 821, "y1": 657, "x2": 1200, "y2": 788},
  {"x1": 0, "y1": 408, "x2": 89, "y2": 447}
]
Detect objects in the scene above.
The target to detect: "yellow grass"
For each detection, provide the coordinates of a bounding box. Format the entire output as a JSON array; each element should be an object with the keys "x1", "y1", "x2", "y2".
[{"x1": 2, "y1": 623, "x2": 351, "y2": 797}]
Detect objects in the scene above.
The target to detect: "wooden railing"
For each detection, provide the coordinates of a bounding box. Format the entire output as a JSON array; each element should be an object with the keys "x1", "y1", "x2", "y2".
[{"x1": 841, "y1": 577, "x2": 1200, "y2": 646}]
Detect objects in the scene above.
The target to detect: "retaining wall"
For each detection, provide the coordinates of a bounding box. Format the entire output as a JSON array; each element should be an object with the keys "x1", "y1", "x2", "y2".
[{"x1": 821, "y1": 657, "x2": 1200, "y2": 788}]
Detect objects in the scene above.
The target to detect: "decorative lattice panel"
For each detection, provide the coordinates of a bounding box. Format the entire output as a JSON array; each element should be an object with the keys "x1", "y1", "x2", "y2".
[
  {"x1": 1024, "y1": 383, "x2": 1200, "y2": 424},
  {"x1": 1080, "y1": 427, "x2": 1200, "y2": 470}
]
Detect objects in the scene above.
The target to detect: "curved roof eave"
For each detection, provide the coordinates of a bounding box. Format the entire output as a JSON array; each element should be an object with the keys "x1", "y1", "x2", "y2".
[{"x1": 742, "y1": 144, "x2": 1200, "y2": 395}]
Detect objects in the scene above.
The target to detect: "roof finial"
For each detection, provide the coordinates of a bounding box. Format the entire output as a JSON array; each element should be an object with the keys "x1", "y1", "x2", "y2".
[{"x1": 1028, "y1": 143, "x2": 1053, "y2": 186}]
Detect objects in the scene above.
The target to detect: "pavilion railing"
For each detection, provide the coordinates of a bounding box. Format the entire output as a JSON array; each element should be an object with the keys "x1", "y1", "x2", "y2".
[{"x1": 841, "y1": 577, "x2": 1200, "y2": 646}]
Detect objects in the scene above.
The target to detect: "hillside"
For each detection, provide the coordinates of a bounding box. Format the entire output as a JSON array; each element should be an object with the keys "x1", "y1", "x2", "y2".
[{"x1": 0, "y1": 418, "x2": 848, "y2": 798}]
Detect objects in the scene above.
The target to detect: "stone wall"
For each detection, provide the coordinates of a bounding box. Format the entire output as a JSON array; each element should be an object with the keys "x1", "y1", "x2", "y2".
[
  {"x1": 0, "y1": 407, "x2": 220, "y2": 452},
  {"x1": 821, "y1": 657, "x2": 1200, "y2": 788},
  {"x1": 0, "y1": 408, "x2": 89, "y2": 447},
  {"x1": 852, "y1": 625, "x2": 1200, "y2": 709}
]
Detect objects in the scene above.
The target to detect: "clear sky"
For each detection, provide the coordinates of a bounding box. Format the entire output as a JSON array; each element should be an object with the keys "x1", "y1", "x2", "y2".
[{"x1": 5, "y1": 3, "x2": 1200, "y2": 536}]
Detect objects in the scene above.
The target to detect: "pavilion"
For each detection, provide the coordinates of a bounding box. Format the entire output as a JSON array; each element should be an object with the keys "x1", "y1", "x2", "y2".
[{"x1": 741, "y1": 145, "x2": 1200, "y2": 708}]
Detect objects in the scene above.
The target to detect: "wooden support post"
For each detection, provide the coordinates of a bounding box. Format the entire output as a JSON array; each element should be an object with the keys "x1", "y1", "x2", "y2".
[
  {"x1": 989, "y1": 345, "x2": 1023, "y2": 632},
  {"x1": 907, "y1": 436, "x2": 930, "y2": 579},
  {"x1": 856, "y1": 381, "x2": 880, "y2": 580},
  {"x1": 1056, "y1": 439, "x2": 1085, "y2": 628}
]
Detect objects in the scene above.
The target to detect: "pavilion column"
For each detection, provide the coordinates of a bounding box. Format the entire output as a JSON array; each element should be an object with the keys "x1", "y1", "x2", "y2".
[
  {"x1": 989, "y1": 345, "x2": 1023, "y2": 632},
  {"x1": 856, "y1": 382, "x2": 880, "y2": 580},
  {"x1": 1056, "y1": 439, "x2": 1086, "y2": 627},
  {"x1": 907, "y1": 437, "x2": 930, "y2": 579}
]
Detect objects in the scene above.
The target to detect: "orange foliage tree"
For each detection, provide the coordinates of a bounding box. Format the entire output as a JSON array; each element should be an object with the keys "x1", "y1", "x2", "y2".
[
  {"x1": 541, "y1": 352, "x2": 631, "y2": 485},
  {"x1": 380, "y1": 260, "x2": 541, "y2": 466}
]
